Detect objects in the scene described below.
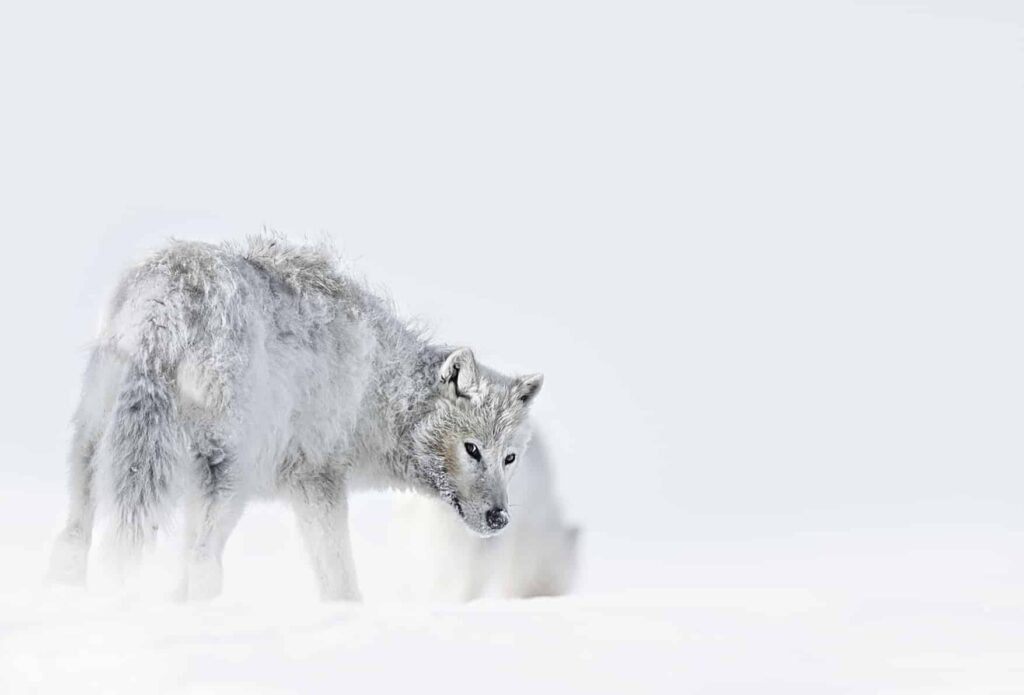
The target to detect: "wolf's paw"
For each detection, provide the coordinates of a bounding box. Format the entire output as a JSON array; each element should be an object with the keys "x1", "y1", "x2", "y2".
[
  {"x1": 186, "y1": 560, "x2": 223, "y2": 601},
  {"x1": 47, "y1": 534, "x2": 89, "y2": 586}
]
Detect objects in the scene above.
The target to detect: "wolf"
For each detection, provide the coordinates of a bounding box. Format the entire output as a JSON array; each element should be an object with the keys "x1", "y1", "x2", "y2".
[
  {"x1": 48, "y1": 236, "x2": 543, "y2": 601},
  {"x1": 395, "y1": 431, "x2": 579, "y2": 601}
]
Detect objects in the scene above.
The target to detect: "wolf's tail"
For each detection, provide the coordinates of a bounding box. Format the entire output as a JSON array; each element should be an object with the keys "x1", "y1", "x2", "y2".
[{"x1": 102, "y1": 291, "x2": 188, "y2": 555}]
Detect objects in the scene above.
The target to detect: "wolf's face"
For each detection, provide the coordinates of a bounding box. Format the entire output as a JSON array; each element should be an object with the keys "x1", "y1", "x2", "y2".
[{"x1": 413, "y1": 347, "x2": 543, "y2": 537}]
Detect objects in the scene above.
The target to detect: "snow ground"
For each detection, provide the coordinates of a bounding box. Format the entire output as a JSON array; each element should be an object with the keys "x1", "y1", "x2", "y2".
[
  {"x1": 2, "y1": 474, "x2": 1022, "y2": 694},
  {"x1": 4, "y1": 585, "x2": 1022, "y2": 695}
]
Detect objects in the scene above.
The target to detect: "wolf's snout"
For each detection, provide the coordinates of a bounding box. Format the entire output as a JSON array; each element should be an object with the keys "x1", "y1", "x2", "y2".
[{"x1": 485, "y1": 507, "x2": 509, "y2": 531}]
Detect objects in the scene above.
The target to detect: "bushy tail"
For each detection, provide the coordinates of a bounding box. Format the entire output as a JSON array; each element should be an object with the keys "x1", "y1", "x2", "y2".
[
  {"x1": 102, "y1": 290, "x2": 188, "y2": 556},
  {"x1": 106, "y1": 363, "x2": 185, "y2": 552}
]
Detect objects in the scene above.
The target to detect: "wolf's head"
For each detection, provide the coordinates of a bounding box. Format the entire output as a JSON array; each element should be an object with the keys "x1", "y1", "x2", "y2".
[{"x1": 412, "y1": 347, "x2": 543, "y2": 537}]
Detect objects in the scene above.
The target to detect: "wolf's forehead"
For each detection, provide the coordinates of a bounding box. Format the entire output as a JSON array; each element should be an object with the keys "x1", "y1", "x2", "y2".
[
  {"x1": 454, "y1": 385, "x2": 526, "y2": 441},
  {"x1": 481, "y1": 393, "x2": 529, "y2": 441}
]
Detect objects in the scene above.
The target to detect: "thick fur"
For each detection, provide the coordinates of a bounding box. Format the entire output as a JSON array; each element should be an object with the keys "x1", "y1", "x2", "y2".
[
  {"x1": 49, "y1": 236, "x2": 543, "y2": 600},
  {"x1": 396, "y1": 432, "x2": 579, "y2": 601}
]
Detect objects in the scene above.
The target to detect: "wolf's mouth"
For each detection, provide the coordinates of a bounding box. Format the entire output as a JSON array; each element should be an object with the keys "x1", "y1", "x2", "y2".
[{"x1": 451, "y1": 495, "x2": 465, "y2": 519}]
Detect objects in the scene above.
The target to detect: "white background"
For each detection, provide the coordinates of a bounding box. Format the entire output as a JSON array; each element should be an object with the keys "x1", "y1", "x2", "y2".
[{"x1": 0, "y1": 1, "x2": 1022, "y2": 692}]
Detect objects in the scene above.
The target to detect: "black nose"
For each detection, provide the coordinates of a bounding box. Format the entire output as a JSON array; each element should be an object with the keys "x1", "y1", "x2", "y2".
[{"x1": 485, "y1": 507, "x2": 509, "y2": 531}]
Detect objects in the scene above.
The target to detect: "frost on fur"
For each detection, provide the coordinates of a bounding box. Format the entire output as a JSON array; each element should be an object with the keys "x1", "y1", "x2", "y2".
[{"x1": 49, "y1": 235, "x2": 546, "y2": 601}]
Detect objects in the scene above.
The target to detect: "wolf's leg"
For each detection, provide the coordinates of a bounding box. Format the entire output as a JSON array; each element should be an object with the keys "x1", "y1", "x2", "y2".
[
  {"x1": 172, "y1": 497, "x2": 200, "y2": 602},
  {"x1": 177, "y1": 440, "x2": 246, "y2": 601},
  {"x1": 49, "y1": 424, "x2": 98, "y2": 585},
  {"x1": 178, "y1": 489, "x2": 246, "y2": 601},
  {"x1": 290, "y1": 474, "x2": 361, "y2": 601}
]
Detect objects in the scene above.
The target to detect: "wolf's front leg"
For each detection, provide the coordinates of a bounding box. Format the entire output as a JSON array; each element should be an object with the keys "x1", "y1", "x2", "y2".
[{"x1": 290, "y1": 478, "x2": 361, "y2": 602}]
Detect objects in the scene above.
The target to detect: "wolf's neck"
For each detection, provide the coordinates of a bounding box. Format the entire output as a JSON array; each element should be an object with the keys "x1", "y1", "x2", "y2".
[
  {"x1": 368, "y1": 312, "x2": 439, "y2": 405},
  {"x1": 358, "y1": 310, "x2": 443, "y2": 485}
]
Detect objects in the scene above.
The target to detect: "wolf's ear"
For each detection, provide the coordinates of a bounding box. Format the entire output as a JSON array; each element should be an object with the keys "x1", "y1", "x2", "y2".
[
  {"x1": 439, "y1": 347, "x2": 479, "y2": 400},
  {"x1": 514, "y1": 374, "x2": 544, "y2": 405}
]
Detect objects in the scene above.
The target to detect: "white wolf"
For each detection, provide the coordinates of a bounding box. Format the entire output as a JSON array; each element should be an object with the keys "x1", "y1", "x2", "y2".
[
  {"x1": 396, "y1": 431, "x2": 579, "y2": 601},
  {"x1": 48, "y1": 236, "x2": 544, "y2": 601}
]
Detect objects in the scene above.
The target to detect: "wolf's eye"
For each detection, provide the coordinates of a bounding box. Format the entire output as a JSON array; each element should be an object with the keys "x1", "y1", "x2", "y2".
[
  {"x1": 504, "y1": 453, "x2": 516, "y2": 466},
  {"x1": 464, "y1": 442, "x2": 481, "y2": 461}
]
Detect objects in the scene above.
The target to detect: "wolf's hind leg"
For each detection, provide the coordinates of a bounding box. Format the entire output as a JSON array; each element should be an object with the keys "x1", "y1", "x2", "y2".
[
  {"x1": 290, "y1": 472, "x2": 361, "y2": 602},
  {"x1": 48, "y1": 424, "x2": 98, "y2": 585},
  {"x1": 177, "y1": 442, "x2": 246, "y2": 601}
]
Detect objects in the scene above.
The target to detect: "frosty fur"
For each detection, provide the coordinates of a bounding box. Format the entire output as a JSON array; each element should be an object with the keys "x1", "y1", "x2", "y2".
[{"x1": 48, "y1": 236, "x2": 543, "y2": 601}]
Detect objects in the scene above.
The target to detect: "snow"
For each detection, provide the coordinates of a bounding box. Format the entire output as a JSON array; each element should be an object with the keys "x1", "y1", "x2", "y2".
[
  {"x1": 7, "y1": 588, "x2": 1020, "y2": 695},
  {"x1": 2, "y1": 0, "x2": 1024, "y2": 692},
  {"x1": 2, "y1": 476, "x2": 1023, "y2": 693}
]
